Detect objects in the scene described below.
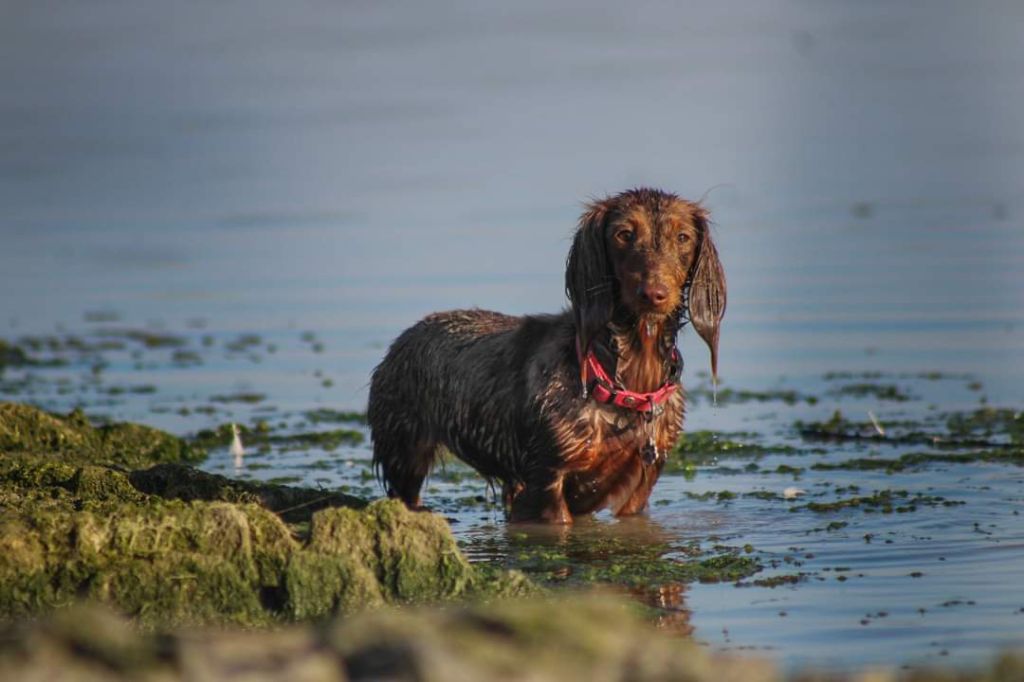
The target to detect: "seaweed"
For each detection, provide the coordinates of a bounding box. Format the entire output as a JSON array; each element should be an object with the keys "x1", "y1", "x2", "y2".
[
  {"x1": 0, "y1": 404, "x2": 531, "y2": 626},
  {"x1": 0, "y1": 402, "x2": 205, "y2": 468}
]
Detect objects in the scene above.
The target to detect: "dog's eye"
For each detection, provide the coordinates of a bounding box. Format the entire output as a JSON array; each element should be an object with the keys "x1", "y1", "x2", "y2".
[
  {"x1": 615, "y1": 230, "x2": 636, "y2": 244},
  {"x1": 677, "y1": 232, "x2": 690, "y2": 244}
]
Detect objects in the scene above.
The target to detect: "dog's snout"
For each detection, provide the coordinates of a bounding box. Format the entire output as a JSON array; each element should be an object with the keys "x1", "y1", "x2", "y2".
[{"x1": 640, "y1": 283, "x2": 670, "y2": 306}]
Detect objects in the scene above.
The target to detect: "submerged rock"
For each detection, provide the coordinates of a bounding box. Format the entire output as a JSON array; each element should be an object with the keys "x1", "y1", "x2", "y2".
[{"x1": 0, "y1": 403, "x2": 531, "y2": 626}]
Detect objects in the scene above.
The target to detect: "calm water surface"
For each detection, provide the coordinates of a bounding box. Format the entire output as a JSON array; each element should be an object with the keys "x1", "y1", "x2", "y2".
[{"x1": 2, "y1": 0, "x2": 1023, "y2": 673}]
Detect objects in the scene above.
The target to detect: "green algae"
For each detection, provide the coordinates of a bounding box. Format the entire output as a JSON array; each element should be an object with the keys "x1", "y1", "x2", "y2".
[
  {"x1": 830, "y1": 383, "x2": 914, "y2": 401},
  {"x1": 0, "y1": 402, "x2": 205, "y2": 468},
  {"x1": 304, "y1": 408, "x2": 368, "y2": 425},
  {"x1": 117, "y1": 330, "x2": 188, "y2": 349},
  {"x1": 796, "y1": 490, "x2": 964, "y2": 514},
  {"x1": 209, "y1": 392, "x2": 267, "y2": 404},
  {"x1": 812, "y1": 448, "x2": 1024, "y2": 474},
  {"x1": 283, "y1": 501, "x2": 533, "y2": 619},
  {"x1": 0, "y1": 494, "x2": 296, "y2": 626},
  {"x1": 947, "y1": 407, "x2": 1024, "y2": 443},
  {"x1": 690, "y1": 386, "x2": 818, "y2": 406},
  {"x1": 797, "y1": 408, "x2": 1024, "y2": 451},
  {"x1": 0, "y1": 403, "x2": 531, "y2": 626},
  {"x1": 192, "y1": 421, "x2": 364, "y2": 452},
  {"x1": 0, "y1": 466, "x2": 530, "y2": 626},
  {"x1": 0, "y1": 341, "x2": 33, "y2": 368},
  {"x1": 738, "y1": 573, "x2": 805, "y2": 588},
  {"x1": 677, "y1": 431, "x2": 794, "y2": 457},
  {"x1": 503, "y1": 530, "x2": 760, "y2": 589},
  {"x1": 663, "y1": 430, "x2": 799, "y2": 474}
]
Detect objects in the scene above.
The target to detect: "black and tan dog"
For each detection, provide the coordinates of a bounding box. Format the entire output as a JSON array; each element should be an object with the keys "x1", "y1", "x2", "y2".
[{"x1": 368, "y1": 188, "x2": 726, "y2": 523}]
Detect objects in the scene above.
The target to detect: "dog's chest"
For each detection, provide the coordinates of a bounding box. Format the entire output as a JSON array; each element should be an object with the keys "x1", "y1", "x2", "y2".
[
  {"x1": 584, "y1": 397, "x2": 681, "y2": 456},
  {"x1": 559, "y1": 394, "x2": 683, "y2": 514}
]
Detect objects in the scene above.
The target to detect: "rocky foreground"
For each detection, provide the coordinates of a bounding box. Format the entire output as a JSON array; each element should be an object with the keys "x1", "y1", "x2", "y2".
[
  {"x1": 0, "y1": 402, "x2": 1020, "y2": 681},
  {"x1": 0, "y1": 402, "x2": 529, "y2": 627}
]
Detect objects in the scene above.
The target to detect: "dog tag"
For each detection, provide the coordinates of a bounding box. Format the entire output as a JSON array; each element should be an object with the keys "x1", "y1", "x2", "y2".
[{"x1": 642, "y1": 436, "x2": 660, "y2": 465}]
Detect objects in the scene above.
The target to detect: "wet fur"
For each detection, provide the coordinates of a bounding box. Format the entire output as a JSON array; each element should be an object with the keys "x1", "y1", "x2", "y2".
[{"x1": 368, "y1": 188, "x2": 726, "y2": 523}]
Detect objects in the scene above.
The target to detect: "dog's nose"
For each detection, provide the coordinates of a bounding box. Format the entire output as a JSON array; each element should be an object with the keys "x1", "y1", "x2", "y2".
[{"x1": 640, "y1": 283, "x2": 670, "y2": 306}]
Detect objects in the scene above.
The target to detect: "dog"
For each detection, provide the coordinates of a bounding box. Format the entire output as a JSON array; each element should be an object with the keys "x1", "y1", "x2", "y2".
[{"x1": 367, "y1": 188, "x2": 726, "y2": 523}]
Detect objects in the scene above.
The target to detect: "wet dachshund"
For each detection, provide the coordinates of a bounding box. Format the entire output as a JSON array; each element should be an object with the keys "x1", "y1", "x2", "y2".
[{"x1": 368, "y1": 188, "x2": 726, "y2": 523}]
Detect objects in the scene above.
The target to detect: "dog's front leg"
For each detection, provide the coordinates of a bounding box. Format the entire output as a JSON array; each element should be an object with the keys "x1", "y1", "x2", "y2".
[{"x1": 509, "y1": 469, "x2": 572, "y2": 524}]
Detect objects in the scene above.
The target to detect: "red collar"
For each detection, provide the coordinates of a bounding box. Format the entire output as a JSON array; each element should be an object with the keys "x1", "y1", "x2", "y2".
[{"x1": 576, "y1": 337, "x2": 680, "y2": 416}]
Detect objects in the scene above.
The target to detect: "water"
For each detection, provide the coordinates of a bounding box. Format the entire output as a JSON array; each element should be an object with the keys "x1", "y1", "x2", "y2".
[{"x1": 2, "y1": 0, "x2": 1024, "y2": 673}]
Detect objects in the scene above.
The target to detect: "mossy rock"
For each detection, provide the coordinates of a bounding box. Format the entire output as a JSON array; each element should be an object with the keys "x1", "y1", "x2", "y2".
[
  {"x1": 0, "y1": 403, "x2": 531, "y2": 625},
  {"x1": 0, "y1": 497, "x2": 296, "y2": 626},
  {"x1": 0, "y1": 453, "x2": 531, "y2": 626},
  {"x1": 0, "y1": 454, "x2": 146, "y2": 511},
  {"x1": 0, "y1": 402, "x2": 204, "y2": 468},
  {"x1": 285, "y1": 501, "x2": 483, "y2": 619}
]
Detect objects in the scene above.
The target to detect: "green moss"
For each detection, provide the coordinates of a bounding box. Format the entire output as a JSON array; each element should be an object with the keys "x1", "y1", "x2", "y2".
[
  {"x1": 0, "y1": 497, "x2": 295, "y2": 626},
  {"x1": 797, "y1": 407, "x2": 1024, "y2": 451},
  {"x1": 797, "y1": 490, "x2": 963, "y2": 514},
  {"x1": 505, "y1": 531, "x2": 759, "y2": 589},
  {"x1": 192, "y1": 422, "x2": 364, "y2": 452},
  {"x1": 812, "y1": 448, "x2": 1024, "y2": 474},
  {"x1": 690, "y1": 386, "x2": 817, "y2": 406},
  {"x1": 663, "y1": 430, "x2": 798, "y2": 473},
  {"x1": 947, "y1": 407, "x2": 1024, "y2": 443},
  {"x1": 0, "y1": 341, "x2": 33, "y2": 368},
  {"x1": 739, "y1": 574, "x2": 804, "y2": 588},
  {"x1": 209, "y1": 393, "x2": 266, "y2": 404},
  {"x1": 284, "y1": 500, "x2": 510, "y2": 619},
  {"x1": 0, "y1": 403, "x2": 204, "y2": 468},
  {"x1": 304, "y1": 408, "x2": 368, "y2": 425},
  {"x1": 830, "y1": 383, "x2": 914, "y2": 401},
  {"x1": 0, "y1": 446, "x2": 531, "y2": 626},
  {"x1": 119, "y1": 330, "x2": 188, "y2": 348}
]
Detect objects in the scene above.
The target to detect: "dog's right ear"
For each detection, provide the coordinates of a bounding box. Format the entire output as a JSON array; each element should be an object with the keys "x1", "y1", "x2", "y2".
[{"x1": 565, "y1": 199, "x2": 613, "y2": 360}]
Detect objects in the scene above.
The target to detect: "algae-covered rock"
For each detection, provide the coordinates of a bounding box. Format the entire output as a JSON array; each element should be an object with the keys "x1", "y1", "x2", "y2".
[
  {"x1": 0, "y1": 495, "x2": 296, "y2": 626},
  {"x1": 0, "y1": 402, "x2": 530, "y2": 626},
  {"x1": 286, "y1": 501, "x2": 482, "y2": 619},
  {"x1": 0, "y1": 451, "x2": 530, "y2": 625},
  {"x1": 0, "y1": 495, "x2": 528, "y2": 626},
  {"x1": 0, "y1": 402, "x2": 204, "y2": 468}
]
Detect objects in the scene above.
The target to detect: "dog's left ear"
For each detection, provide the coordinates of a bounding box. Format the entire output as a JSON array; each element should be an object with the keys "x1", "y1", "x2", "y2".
[
  {"x1": 566, "y1": 199, "x2": 613, "y2": 361},
  {"x1": 687, "y1": 207, "x2": 727, "y2": 381}
]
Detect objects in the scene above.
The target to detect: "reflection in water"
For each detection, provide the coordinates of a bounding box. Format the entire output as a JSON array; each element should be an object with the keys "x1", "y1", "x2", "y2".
[{"x1": 465, "y1": 515, "x2": 695, "y2": 634}]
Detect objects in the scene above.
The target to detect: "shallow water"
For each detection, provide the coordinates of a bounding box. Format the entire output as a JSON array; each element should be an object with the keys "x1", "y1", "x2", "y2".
[{"x1": 2, "y1": 0, "x2": 1024, "y2": 674}]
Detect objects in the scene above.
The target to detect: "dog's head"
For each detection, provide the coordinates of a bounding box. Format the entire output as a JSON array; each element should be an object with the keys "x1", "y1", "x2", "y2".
[{"x1": 566, "y1": 187, "x2": 727, "y2": 378}]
